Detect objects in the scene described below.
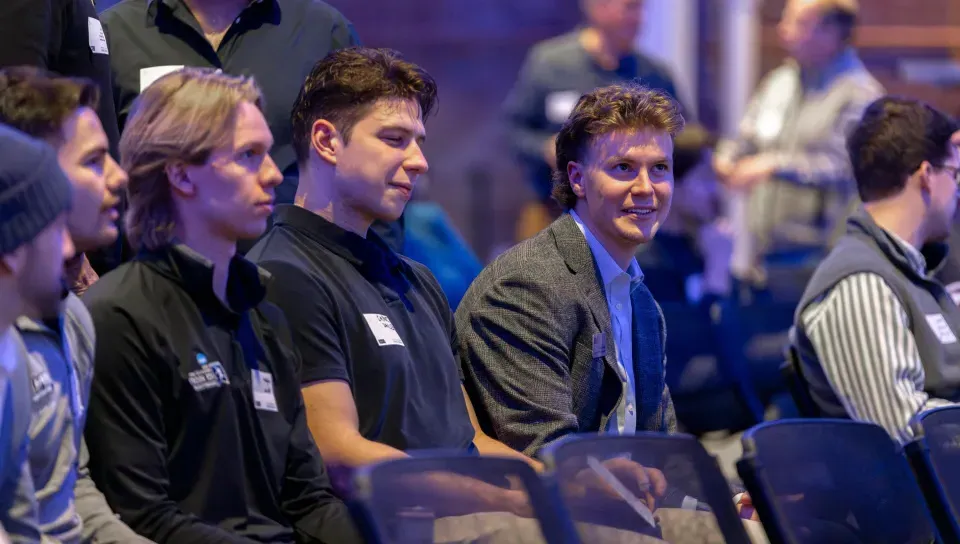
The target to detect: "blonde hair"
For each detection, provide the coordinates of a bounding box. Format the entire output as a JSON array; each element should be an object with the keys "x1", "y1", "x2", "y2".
[{"x1": 120, "y1": 67, "x2": 264, "y2": 251}]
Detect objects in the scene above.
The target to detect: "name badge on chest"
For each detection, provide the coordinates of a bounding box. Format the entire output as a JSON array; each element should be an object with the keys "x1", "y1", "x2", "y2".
[
  {"x1": 363, "y1": 314, "x2": 405, "y2": 347},
  {"x1": 926, "y1": 314, "x2": 958, "y2": 345},
  {"x1": 252, "y1": 369, "x2": 278, "y2": 413},
  {"x1": 593, "y1": 333, "x2": 607, "y2": 358}
]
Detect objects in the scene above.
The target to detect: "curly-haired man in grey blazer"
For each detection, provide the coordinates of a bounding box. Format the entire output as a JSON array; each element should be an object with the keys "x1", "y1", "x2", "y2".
[{"x1": 456, "y1": 82, "x2": 683, "y2": 458}]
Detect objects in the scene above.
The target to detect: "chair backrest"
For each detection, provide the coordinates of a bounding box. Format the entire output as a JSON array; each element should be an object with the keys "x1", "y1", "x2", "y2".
[
  {"x1": 540, "y1": 433, "x2": 752, "y2": 544},
  {"x1": 906, "y1": 406, "x2": 960, "y2": 543},
  {"x1": 350, "y1": 454, "x2": 579, "y2": 544},
  {"x1": 780, "y1": 344, "x2": 822, "y2": 418},
  {"x1": 737, "y1": 419, "x2": 939, "y2": 544},
  {"x1": 715, "y1": 298, "x2": 796, "y2": 402}
]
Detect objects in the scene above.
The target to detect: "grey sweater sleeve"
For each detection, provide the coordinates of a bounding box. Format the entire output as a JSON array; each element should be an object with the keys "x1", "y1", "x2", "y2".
[{"x1": 76, "y1": 437, "x2": 155, "y2": 543}]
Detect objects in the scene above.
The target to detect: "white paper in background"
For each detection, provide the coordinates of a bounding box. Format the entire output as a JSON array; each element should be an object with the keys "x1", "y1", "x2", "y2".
[
  {"x1": 139, "y1": 65, "x2": 185, "y2": 92},
  {"x1": 545, "y1": 91, "x2": 580, "y2": 124},
  {"x1": 87, "y1": 17, "x2": 109, "y2": 55}
]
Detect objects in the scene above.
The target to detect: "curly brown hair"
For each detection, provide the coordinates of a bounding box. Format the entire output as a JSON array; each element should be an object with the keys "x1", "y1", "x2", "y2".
[{"x1": 551, "y1": 83, "x2": 685, "y2": 210}]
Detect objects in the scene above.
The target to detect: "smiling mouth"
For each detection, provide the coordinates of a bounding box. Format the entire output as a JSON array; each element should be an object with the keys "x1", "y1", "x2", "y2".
[{"x1": 623, "y1": 208, "x2": 656, "y2": 217}]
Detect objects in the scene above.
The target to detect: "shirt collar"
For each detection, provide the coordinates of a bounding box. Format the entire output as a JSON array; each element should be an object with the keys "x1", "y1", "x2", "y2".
[
  {"x1": 147, "y1": 0, "x2": 278, "y2": 27},
  {"x1": 138, "y1": 243, "x2": 270, "y2": 318},
  {"x1": 272, "y1": 204, "x2": 406, "y2": 280},
  {"x1": 570, "y1": 210, "x2": 642, "y2": 288},
  {"x1": 885, "y1": 228, "x2": 928, "y2": 276}
]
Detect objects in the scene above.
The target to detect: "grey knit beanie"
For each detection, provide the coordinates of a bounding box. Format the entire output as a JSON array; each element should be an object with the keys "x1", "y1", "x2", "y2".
[{"x1": 0, "y1": 124, "x2": 72, "y2": 255}]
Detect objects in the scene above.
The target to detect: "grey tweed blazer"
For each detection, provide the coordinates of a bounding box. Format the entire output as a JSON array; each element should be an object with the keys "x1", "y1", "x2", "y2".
[{"x1": 455, "y1": 213, "x2": 677, "y2": 456}]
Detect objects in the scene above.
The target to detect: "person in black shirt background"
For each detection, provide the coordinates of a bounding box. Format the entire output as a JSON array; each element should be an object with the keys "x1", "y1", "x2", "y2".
[{"x1": 82, "y1": 67, "x2": 360, "y2": 544}]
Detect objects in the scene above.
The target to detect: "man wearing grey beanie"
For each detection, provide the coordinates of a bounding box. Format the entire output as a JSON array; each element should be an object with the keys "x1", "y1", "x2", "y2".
[{"x1": 0, "y1": 123, "x2": 74, "y2": 542}]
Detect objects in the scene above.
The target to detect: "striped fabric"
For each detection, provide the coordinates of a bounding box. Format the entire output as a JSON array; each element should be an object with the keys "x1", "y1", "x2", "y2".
[{"x1": 801, "y1": 271, "x2": 953, "y2": 444}]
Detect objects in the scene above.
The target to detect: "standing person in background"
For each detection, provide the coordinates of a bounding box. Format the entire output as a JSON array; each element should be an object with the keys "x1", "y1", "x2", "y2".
[
  {"x1": 713, "y1": 0, "x2": 883, "y2": 287},
  {"x1": 0, "y1": 0, "x2": 125, "y2": 275},
  {"x1": 99, "y1": 0, "x2": 406, "y2": 252},
  {"x1": 0, "y1": 68, "x2": 149, "y2": 544},
  {"x1": 505, "y1": 0, "x2": 686, "y2": 240},
  {"x1": 0, "y1": 124, "x2": 76, "y2": 543},
  {"x1": 82, "y1": 67, "x2": 360, "y2": 544}
]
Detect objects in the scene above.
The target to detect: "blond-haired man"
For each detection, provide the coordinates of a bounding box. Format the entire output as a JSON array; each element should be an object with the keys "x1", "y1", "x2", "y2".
[{"x1": 82, "y1": 68, "x2": 361, "y2": 543}]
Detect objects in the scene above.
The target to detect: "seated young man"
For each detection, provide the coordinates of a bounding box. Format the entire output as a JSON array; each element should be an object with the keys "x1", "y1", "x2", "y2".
[
  {"x1": 457, "y1": 83, "x2": 684, "y2": 455},
  {"x1": 81, "y1": 67, "x2": 361, "y2": 543},
  {"x1": 793, "y1": 96, "x2": 960, "y2": 444},
  {"x1": 0, "y1": 67, "x2": 146, "y2": 543},
  {"x1": 246, "y1": 49, "x2": 538, "y2": 512},
  {"x1": 0, "y1": 124, "x2": 75, "y2": 542}
]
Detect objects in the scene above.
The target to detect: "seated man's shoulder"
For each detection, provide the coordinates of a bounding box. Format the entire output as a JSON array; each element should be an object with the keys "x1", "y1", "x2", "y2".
[{"x1": 458, "y1": 232, "x2": 575, "y2": 314}]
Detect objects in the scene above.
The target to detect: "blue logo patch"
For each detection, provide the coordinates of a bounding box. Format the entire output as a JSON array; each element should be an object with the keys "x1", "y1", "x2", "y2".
[{"x1": 196, "y1": 352, "x2": 208, "y2": 366}]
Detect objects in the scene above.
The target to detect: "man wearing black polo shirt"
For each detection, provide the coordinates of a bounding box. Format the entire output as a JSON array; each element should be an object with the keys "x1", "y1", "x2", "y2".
[
  {"x1": 99, "y1": 0, "x2": 405, "y2": 252},
  {"x1": 246, "y1": 48, "x2": 539, "y2": 484},
  {"x1": 82, "y1": 68, "x2": 360, "y2": 543}
]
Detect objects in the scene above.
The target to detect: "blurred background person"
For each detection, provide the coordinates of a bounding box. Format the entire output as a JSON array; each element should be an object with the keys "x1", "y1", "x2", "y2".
[
  {"x1": 713, "y1": 0, "x2": 883, "y2": 291},
  {"x1": 504, "y1": 0, "x2": 686, "y2": 241}
]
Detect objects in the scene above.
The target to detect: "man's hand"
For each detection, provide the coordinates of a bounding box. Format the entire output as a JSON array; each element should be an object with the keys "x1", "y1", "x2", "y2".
[
  {"x1": 569, "y1": 458, "x2": 668, "y2": 512},
  {"x1": 542, "y1": 134, "x2": 558, "y2": 169},
  {"x1": 726, "y1": 155, "x2": 776, "y2": 190}
]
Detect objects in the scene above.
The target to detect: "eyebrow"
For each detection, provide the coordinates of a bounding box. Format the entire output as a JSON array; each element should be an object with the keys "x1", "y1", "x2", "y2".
[
  {"x1": 606, "y1": 154, "x2": 671, "y2": 164},
  {"x1": 380, "y1": 125, "x2": 427, "y2": 143}
]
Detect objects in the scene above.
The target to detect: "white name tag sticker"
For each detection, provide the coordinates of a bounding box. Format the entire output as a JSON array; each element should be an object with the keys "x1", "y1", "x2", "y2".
[
  {"x1": 139, "y1": 65, "x2": 185, "y2": 92},
  {"x1": 87, "y1": 17, "x2": 109, "y2": 55},
  {"x1": 545, "y1": 91, "x2": 580, "y2": 124},
  {"x1": 251, "y1": 369, "x2": 278, "y2": 412},
  {"x1": 363, "y1": 314, "x2": 405, "y2": 347},
  {"x1": 925, "y1": 313, "x2": 958, "y2": 345}
]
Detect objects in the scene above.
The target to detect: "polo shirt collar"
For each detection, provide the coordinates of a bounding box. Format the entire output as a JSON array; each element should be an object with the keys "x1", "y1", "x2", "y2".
[
  {"x1": 138, "y1": 242, "x2": 269, "y2": 318},
  {"x1": 272, "y1": 204, "x2": 405, "y2": 279}
]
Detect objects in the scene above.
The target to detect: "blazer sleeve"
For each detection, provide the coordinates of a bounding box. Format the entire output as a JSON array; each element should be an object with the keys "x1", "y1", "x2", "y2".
[{"x1": 456, "y1": 270, "x2": 577, "y2": 457}]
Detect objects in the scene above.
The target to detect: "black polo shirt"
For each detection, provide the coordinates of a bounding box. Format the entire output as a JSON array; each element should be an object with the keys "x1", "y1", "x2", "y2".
[
  {"x1": 82, "y1": 243, "x2": 361, "y2": 544},
  {"x1": 246, "y1": 205, "x2": 476, "y2": 453},
  {"x1": 100, "y1": 0, "x2": 358, "y2": 203}
]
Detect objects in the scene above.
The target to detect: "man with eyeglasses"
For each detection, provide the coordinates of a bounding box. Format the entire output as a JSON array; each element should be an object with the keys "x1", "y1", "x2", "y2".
[{"x1": 791, "y1": 97, "x2": 960, "y2": 444}]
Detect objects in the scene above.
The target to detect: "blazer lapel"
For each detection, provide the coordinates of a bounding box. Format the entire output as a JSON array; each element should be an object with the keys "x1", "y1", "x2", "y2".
[{"x1": 550, "y1": 214, "x2": 623, "y2": 381}]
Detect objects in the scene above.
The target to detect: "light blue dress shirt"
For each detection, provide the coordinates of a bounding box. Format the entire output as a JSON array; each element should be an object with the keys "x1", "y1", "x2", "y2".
[{"x1": 571, "y1": 211, "x2": 640, "y2": 434}]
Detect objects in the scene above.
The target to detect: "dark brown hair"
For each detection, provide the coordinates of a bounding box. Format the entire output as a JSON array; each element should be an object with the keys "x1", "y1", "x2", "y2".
[
  {"x1": 0, "y1": 66, "x2": 99, "y2": 144},
  {"x1": 291, "y1": 47, "x2": 438, "y2": 165},
  {"x1": 552, "y1": 82, "x2": 685, "y2": 210},
  {"x1": 847, "y1": 96, "x2": 958, "y2": 202}
]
